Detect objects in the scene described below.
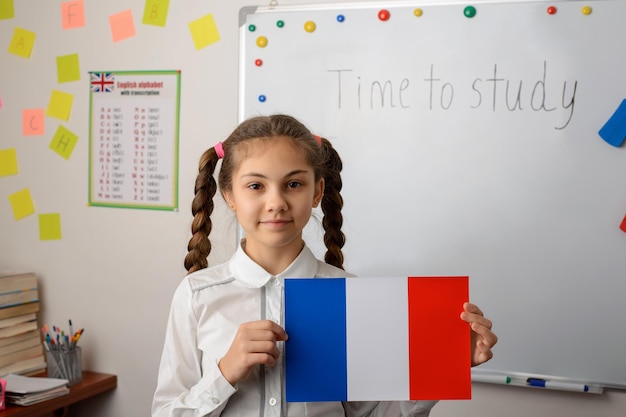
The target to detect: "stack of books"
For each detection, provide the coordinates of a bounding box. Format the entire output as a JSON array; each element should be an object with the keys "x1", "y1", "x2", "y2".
[
  {"x1": 3, "y1": 373, "x2": 69, "y2": 406},
  {"x1": 0, "y1": 273, "x2": 45, "y2": 377}
]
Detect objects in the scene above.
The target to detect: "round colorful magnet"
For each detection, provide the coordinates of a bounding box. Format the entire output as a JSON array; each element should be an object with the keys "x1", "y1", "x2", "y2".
[{"x1": 464, "y1": 6, "x2": 476, "y2": 18}]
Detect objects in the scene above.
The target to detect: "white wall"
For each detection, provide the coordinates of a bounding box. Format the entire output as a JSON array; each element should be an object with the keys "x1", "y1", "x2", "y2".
[{"x1": 1, "y1": 1, "x2": 624, "y2": 416}]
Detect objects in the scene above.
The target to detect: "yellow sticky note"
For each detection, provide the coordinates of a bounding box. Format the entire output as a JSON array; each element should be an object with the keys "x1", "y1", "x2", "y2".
[
  {"x1": 0, "y1": 148, "x2": 18, "y2": 176},
  {"x1": 22, "y1": 108, "x2": 45, "y2": 136},
  {"x1": 39, "y1": 213, "x2": 62, "y2": 240},
  {"x1": 49, "y1": 125, "x2": 78, "y2": 160},
  {"x1": 0, "y1": 0, "x2": 15, "y2": 19},
  {"x1": 8, "y1": 188, "x2": 35, "y2": 220},
  {"x1": 109, "y1": 9, "x2": 136, "y2": 43},
  {"x1": 46, "y1": 90, "x2": 73, "y2": 121},
  {"x1": 56, "y1": 53, "x2": 80, "y2": 83},
  {"x1": 189, "y1": 13, "x2": 220, "y2": 50},
  {"x1": 8, "y1": 27, "x2": 36, "y2": 58},
  {"x1": 61, "y1": 0, "x2": 85, "y2": 29},
  {"x1": 143, "y1": 0, "x2": 169, "y2": 27}
]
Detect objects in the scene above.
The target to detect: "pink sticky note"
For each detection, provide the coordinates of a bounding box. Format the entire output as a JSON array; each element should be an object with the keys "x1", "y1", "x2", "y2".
[
  {"x1": 61, "y1": 0, "x2": 85, "y2": 29},
  {"x1": 22, "y1": 108, "x2": 45, "y2": 136},
  {"x1": 109, "y1": 9, "x2": 136, "y2": 43}
]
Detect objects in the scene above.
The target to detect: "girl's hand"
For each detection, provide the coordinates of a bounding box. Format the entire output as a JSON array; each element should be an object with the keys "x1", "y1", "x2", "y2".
[
  {"x1": 218, "y1": 320, "x2": 288, "y2": 385},
  {"x1": 460, "y1": 302, "x2": 498, "y2": 367}
]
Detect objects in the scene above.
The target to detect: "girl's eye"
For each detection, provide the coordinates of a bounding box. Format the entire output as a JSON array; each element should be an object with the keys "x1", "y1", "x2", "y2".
[
  {"x1": 248, "y1": 183, "x2": 262, "y2": 190},
  {"x1": 287, "y1": 181, "x2": 302, "y2": 189}
]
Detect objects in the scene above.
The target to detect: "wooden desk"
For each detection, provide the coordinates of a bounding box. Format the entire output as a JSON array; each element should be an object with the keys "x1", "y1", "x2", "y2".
[{"x1": 0, "y1": 371, "x2": 117, "y2": 417}]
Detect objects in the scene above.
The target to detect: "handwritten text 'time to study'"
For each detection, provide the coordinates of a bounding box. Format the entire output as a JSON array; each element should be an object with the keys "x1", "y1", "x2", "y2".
[{"x1": 328, "y1": 61, "x2": 577, "y2": 130}]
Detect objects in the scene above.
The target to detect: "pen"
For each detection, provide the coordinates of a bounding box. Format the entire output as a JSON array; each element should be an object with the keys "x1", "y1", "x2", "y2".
[
  {"x1": 527, "y1": 378, "x2": 589, "y2": 392},
  {"x1": 71, "y1": 328, "x2": 84, "y2": 349}
]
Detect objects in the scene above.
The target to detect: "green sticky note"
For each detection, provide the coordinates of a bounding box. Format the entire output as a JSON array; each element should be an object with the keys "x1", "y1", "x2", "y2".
[
  {"x1": 189, "y1": 13, "x2": 220, "y2": 50},
  {"x1": 46, "y1": 90, "x2": 73, "y2": 121},
  {"x1": 0, "y1": 0, "x2": 15, "y2": 19},
  {"x1": 49, "y1": 125, "x2": 78, "y2": 160},
  {"x1": 0, "y1": 148, "x2": 18, "y2": 176},
  {"x1": 8, "y1": 27, "x2": 36, "y2": 58},
  {"x1": 143, "y1": 0, "x2": 169, "y2": 27},
  {"x1": 8, "y1": 188, "x2": 35, "y2": 220},
  {"x1": 39, "y1": 213, "x2": 62, "y2": 240},
  {"x1": 56, "y1": 53, "x2": 80, "y2": 83}
]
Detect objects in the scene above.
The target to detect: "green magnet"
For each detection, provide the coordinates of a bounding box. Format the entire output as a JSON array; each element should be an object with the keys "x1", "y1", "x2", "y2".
[{"x1": 464, "y1": 6, "x2": 477, "y2": 18}]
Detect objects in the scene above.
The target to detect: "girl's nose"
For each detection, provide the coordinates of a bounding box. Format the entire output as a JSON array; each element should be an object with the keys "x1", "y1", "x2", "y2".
[{"x1": 266, "y1": 189, "x2": 287, "y2": 212}]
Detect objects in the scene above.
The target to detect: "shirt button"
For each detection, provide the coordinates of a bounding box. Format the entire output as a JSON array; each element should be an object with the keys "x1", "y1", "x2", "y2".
[
  {"x1": 212, "y1": 397, "x2": 220, "y2": 405},
  {"x1": 271, "y1": 277, "x2": 280, "y2": 286},
  {"x1": 269, "y1": 397, "x2": 277, "y2": 406}
]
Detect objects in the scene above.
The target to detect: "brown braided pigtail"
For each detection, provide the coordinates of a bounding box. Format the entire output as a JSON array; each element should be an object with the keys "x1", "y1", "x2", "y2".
[
  {"x1": 184, "y1": 147, "x2": 220, "y2": 273},
  {"x1": 319, "y1": 137, "x2": 346, "y2": 270}
]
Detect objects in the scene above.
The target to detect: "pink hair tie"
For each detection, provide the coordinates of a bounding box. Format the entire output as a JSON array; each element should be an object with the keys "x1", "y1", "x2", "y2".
[
  {"x1": 312, "y1": 135, "x2": 322, "y2": 146},
  {"x1": 214, "y1": 141, "x2": 225, "y2": 159}
]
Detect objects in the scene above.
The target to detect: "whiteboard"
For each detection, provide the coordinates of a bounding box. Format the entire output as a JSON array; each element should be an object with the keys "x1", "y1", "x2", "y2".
[{"x1": 239, "y1": 0, "x2": 626, "y2": 388}]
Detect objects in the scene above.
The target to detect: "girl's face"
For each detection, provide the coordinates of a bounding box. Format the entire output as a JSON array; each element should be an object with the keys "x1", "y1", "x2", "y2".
[{"x1": 224, "y1": 136, "x2": 324, "y2": 263}]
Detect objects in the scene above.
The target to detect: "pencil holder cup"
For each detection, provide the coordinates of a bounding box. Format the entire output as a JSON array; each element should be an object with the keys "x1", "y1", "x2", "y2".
[{"x1": 46, "y1": 347, "x2": 82, "y2": 385}]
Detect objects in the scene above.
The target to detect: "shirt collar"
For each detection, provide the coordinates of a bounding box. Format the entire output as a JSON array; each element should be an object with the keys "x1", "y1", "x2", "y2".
[{"x1": 230, "y1": 240, "x2": 320, "y2": 288}]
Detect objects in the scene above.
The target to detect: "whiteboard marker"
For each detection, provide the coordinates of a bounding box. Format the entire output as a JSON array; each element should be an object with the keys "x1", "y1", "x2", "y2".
[{"x1": 527, "y1": 378, "x2": 589, "y2": 392}]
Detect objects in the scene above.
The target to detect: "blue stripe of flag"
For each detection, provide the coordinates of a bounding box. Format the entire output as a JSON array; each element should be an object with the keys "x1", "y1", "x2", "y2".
[{"x1": 284, "y1": 278, "x2": 347, "y2": 402}]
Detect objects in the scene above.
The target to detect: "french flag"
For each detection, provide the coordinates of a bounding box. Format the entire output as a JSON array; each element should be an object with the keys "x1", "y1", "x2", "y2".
[{"x1": 284, "y1": 276, "x2": 471, "y2": 402}]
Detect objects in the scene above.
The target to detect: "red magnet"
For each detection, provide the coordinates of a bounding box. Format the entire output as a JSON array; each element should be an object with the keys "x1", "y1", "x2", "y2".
[
  {"x1": 378, "y1": 9, "x2": 390, "y2": 21},
  {"x1": 547, "y1": 6, "x2": 557, "y2": 15},
  {"x1": 620, "y1": 214, "x2": 626, "y2": 233},
  {"x1": 255, "y1": 59, "x2": 263, "y2": 67}
]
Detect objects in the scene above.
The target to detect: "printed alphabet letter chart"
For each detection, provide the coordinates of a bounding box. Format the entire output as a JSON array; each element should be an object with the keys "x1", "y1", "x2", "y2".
[{"x1": 88, "y1": 70, "x2": 180, "y2": 210}]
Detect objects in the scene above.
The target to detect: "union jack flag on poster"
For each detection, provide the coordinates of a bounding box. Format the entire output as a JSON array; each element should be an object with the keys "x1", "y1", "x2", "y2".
[{"x1": 90, "y1": 72, "x2": 115, "y2": 93}]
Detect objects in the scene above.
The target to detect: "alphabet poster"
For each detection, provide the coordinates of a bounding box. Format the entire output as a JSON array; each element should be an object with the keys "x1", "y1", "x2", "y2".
[{"x1": 88, "y1": 70, "x2": 180, "y2": 210}]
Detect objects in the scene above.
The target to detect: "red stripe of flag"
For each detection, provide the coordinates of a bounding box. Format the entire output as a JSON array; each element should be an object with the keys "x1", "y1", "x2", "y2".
[{"x1": 408, "y1": 276, "x2": 471, "y2": 399}]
